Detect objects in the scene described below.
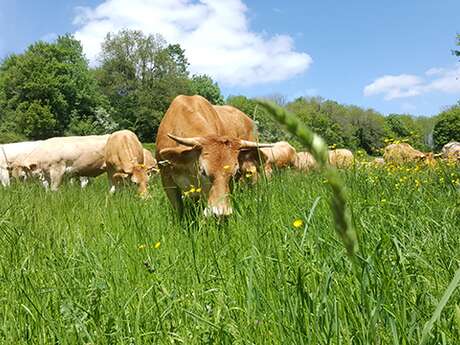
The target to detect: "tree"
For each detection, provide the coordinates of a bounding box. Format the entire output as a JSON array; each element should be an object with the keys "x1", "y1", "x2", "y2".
[
  {"x1": 95, "y1": 30, "x2": 191, "y2": 141},
  {"x1": 189, "y1": 74, "x2": 224, "y2": 105},
  {"x1": 453, "y1": 34, "x2": 460, "y2": 59},
  {"x1": 0, "y1": 35, "x2": 110, "y2": 140},
  {"x1": 226, "y1": 95, "x2": 300, "y2": 145},
  {"x1": 433, "y1": 105, "x2": 460, "y2": 150}
]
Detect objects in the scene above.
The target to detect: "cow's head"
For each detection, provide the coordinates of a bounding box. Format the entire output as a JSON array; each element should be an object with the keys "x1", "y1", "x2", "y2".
[
  {"x1": 17, "y1": 163, "x2": 42, "y2": 180},
  {"x1": 159, "y1": 134, "x2": 271, "y2": 217},
  {"x1": 131, "y1": 164, "x2": 149, "y2": 196}
]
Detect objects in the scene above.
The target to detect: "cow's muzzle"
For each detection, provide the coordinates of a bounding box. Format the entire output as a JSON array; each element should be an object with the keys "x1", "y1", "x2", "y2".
[{"x1": 204, "y1": 205, "x2": 233, "y2": 218}]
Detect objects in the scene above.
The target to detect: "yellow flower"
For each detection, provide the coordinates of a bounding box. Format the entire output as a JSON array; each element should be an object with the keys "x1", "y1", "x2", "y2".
[
  {"x1": 293, "y1": 219, "x2": 304, "y2": 228},
  {"x1": 154, "y1": 241, "x2": 161, "y2": 249},
  {"x1": 195, "y1": 187, "x2": 202, "y2": 193},
  {"x1": 223, "y1": 165, "x2": 231, "y2": 171},
  {"x1": 415, "y1": 179, "x2": 421, "y2": 188},
  {"x1": 138, "y1": 244, "x2": 147, "y2": 250},
  {"x1": 381, "y1": 198, "x2": 387, "y2": 204}
]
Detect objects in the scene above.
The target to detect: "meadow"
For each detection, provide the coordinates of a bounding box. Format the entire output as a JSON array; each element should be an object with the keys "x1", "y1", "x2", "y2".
[{"x1": 0, "y1": 162, "x2": 459, "y2": 344}]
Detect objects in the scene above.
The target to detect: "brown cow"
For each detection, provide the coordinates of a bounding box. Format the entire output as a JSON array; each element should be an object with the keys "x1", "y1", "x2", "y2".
[
  {"x1": 441, "y1": 141, "x2": 460, "y2": 162},
  {"x1": 105, "y1": 130, "x2": 148, "y2": 196},
  {"x1": 213, "y1": 105, "x2": 266, "y2": 181},
  {"x1": 383, "y1": 143, "x2": 428, "y2": 165},
  {"x1": 143, "y1": 148, "x2": 158, "y2": 176},
  {"x1": 261, "y1": 141, "x2": 297, "y2": 176},
  {"x1": 294, "y1": 151, "x2": 317, "y2": 172},
  {"x1": 156, "y1": 95, "x2": 272, "y2": 217},
  {"x1": 18, "y1": 135, "x2": 109, "y2": 191},
  {"x1": 328, "y1": 149, "x2": 354, "y2": 168}
]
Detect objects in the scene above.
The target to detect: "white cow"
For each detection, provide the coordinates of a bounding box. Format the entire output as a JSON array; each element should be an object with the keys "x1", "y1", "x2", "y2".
[
  {"x1": 19, "y1": 135, "x2": 109, "y2": 191},
  {"x1": 0, "y1": 141, "x2": 43, "y2": 187}
]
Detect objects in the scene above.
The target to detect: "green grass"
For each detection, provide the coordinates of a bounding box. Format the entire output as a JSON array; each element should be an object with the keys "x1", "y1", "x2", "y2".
[{"x1": 0, "y1": 163, "x2": 459, "y2": 344}]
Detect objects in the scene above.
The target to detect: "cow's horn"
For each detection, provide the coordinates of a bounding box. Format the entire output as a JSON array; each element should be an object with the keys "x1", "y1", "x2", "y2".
[
  {"x1": 168, "y1": 134, "x2": 202, "y2": 147},
  {"x1": 239, "y1": 140, "x2": 274, "y2": 149}
]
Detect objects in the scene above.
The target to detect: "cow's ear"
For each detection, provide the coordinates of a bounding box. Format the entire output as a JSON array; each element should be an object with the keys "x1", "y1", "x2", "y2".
[{"x1": 159, "y1": 146, "x2": 200, "y2": 166}]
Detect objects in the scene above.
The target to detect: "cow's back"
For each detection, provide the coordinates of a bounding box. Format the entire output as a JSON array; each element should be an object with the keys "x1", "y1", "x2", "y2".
[
  {"x1": 23, "y1": 135, "x2": 108, "y2": 175},
  {"x1": 442, "y1": 141, "x2": 460, "y2": 160},
  {"x1": 2, "y1": 141, "x2": 43, "y2": 167},
  {"x1": 156, "y1": 95, "x2": 225, "y2": 157},
  {"x1": 143, "y1": 149, "x2": 157, "y2": 171},
  {"x1": 105, "y1": 130, "x2": 144, "y2": 173},
  {"x1": 295, "y1": 151, "x2": 317, "y2": 171},
  {"x1": 262, "y1": 141, "x2": 297, "y2": 168},
  {"x1": 329, "y1": 149, "x2": 354, "y2": 168},
  {"x1": 213, "y1": 105, "x2": 257, "y2": 141},
  {"x1": 384, "y1": 143, "x2": 423, "y2": 164}
]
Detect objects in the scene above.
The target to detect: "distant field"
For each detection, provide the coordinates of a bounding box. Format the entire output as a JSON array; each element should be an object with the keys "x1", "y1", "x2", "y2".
[{"x1": 0, "y1": 163, "x2": 459, "y2": 344}]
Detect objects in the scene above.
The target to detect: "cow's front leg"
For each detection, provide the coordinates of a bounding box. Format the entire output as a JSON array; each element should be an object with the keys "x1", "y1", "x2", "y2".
[
  {"x1": 0, "y1": 167, "x2": 10, "y2": 187},
  {"x1": 49, "y1": 164, "x2": 66, "y2": 191},
  {"x1": 160, "y1": 172, "x2": 184, "y2": 216}
]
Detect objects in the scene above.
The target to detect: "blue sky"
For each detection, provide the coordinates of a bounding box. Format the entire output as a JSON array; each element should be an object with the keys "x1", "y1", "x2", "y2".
[{"x1": 1, "y1": 0, "x2": 459, "y2": 116}]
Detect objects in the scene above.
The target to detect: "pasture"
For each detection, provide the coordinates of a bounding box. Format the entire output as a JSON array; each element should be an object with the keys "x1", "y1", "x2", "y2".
[{"x1": 0, "y1": 162, "x2": 459, "y2": 344}]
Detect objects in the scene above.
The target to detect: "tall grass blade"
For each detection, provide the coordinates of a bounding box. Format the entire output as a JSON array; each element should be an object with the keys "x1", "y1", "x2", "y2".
[
  {"x1": 420, "y1": 266, "x2": 460, "y2": 345},
  {"x1": 256, "y1": 100, "x2": 358, "y2": 256}
]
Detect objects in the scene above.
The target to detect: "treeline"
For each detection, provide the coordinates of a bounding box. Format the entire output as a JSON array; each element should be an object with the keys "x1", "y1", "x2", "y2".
[{"x1": 0, "y1": 30, "x2": 458, "y2": 153}]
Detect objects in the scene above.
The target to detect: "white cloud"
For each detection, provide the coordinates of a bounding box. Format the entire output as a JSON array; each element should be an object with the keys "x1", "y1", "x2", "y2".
[
  {"x1": 363, "y1": 74, "x2": 424, "y2": 100},
  {"x1": 73, "y1": 0, "x2": 312, "y2": 86},
  {"x1": 364, "y1": 64, "x2": 460, "y2": 100}
]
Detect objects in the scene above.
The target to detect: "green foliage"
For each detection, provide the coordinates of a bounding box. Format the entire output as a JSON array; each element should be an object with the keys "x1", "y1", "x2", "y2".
[
  {"x1": 0, "y1": 35, "x2": 110, "y2": 140},
  {"x1": 0, "y1": 131, "x2": 27, "y2": 144},
  {"x1": 189, "y1": 74, "x2": 224, "y2": 105},
  {"x1": 226, "y1": 95, "x2": 300, "y2": 145},
  {"x1": 95, "y1": 29, "x2": 191, "y2": 142},
  {"x1": 257, "y1": 100, "x2": 357, "y2": 256},
  {"x1": 0, "y1": 164, "x2": 459, "y2": 343},
  {"x1": 286, "y1": 97, "x2": 387, "y2": 153},
  {"x1": 433, "y1": 105, "x2": 460, "y2": 150},
  {"x1": 454, "y1": 34, "x2": 460, "y2": 59}
]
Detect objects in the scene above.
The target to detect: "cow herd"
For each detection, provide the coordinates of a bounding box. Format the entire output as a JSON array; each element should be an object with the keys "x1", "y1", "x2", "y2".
[{"x1": 1, "y1": 94, "x2": 459, "y2": 218}]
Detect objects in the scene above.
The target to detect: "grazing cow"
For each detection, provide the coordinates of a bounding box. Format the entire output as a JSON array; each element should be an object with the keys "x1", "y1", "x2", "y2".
[
  {"x1": 105, "y1": 130, "x2": 148, "y2": 196},
  {"x1": 328, "y1": 149, "x2": 354, "y2": 168},
  {"x1": 294, "y1": 151, "x2": 317, "y2": 172},
  {"x1": 143, "y1": 148, "x2": 159, "y2": 176},
  {"x1": 0, "y1": 141, "x2": 43, "y2": 187},
  {"x1": 441, "y1": 141, "x2": 460, "y2": 161},
  {"x1": 260, "y1": 141, "x2": 297, "y2": 177},
  {"x1": 383, "y1": 143, "x2": 428, "y2": 165},
  {"x1": 213, "y1": 105, "x2": 265, "y2": 181},
  {"x1": 19, "y1": 135, "x2": 109, "y2": 191},
  {"x1": 156, "y1": 95, "x2": 272, "y2": 217}
]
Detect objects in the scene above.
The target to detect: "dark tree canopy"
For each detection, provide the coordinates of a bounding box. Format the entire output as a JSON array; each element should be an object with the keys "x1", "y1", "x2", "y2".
[
  {"x1": 454, "y1": 34, "x2": 460, "y2": 59},
  {"x1": 0, "y1": 29, "x2": 456, "y2": 153},
  {"x1": 190, "y1": 74, "x2": 224, "y2": 105},
  {"x1": 433, "y1": 105, "x2": 460, "y2": 150},
  {"x1": 0, "y1": 35, "x2": 109, "y2": 140},
  {"x1": 95, "y1": 29, "x2": 191, "y2": 142}
]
